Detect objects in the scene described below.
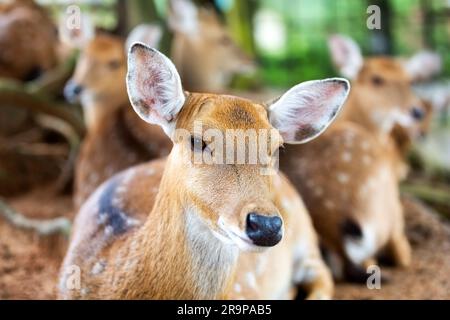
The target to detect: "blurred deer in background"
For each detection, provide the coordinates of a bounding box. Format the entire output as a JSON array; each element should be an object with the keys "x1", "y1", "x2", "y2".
[
  {"x1": 59, "y1": 44, "x2": 351, "y2": 299},
  {"x1": 168, "y1": 0, "x2": 256, "y2": 92},
  {"x1": 0, "y1": 0, "x2": 58, "y2": 81},
  {"x1": 328, "y1": 34, "x2": 441, "y2": 179},
  {"x1": 280, "y1": 35, "x2": 441, "y2": 281},
  {"x1": 61, "y1": 19, "x2": 171, "y2": 208}
]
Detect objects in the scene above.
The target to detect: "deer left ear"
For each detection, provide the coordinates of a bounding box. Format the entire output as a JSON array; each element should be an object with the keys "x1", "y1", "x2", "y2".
[
  {"x1": 126, "y1": 43, "x2": 185, "y2": 137},
  {"x1": 268, "y1": 78, "x2": 350, "y2": 144}
]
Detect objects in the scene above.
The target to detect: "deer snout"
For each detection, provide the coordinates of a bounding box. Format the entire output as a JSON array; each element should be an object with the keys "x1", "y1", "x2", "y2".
[
  {"x1": 245, "y1": 213, "x2": 283, "y2": 247},
  {"x1": 64, "y1": 80, "x2": 84, "y2": 103}
]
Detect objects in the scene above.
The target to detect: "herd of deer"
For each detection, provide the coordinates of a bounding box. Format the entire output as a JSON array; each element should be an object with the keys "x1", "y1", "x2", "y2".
[{"x1": 0, "y1": 0, "x2": 443, "y2": 299}]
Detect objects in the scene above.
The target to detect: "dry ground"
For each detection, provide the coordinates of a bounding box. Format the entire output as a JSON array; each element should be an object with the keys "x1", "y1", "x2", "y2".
[{"x1": 0, "y1": 191, "x2": 449, "y2": 299}]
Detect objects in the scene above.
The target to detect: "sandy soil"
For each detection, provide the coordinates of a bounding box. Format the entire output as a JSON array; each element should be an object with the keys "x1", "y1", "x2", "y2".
[{"x1": 0, "y1": 191, "x2": 449, "y2": 300}]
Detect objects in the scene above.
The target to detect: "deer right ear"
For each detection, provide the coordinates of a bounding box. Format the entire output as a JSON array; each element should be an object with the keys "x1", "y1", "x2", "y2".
[
  {"x1": 328, "y1": 34, "x2": 363, "y2": 80},
  {"x1": 268, "y1": 78, "x2": 350, "y2": 144},
  {"x1": 126, "y1": 43, "x2": 185, "y2": 136}
]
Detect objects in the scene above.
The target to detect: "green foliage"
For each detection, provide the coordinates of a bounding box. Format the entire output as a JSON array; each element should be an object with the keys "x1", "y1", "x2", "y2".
[{"x1": 235, "y1": 0, "x2": 450, "y2": 88}]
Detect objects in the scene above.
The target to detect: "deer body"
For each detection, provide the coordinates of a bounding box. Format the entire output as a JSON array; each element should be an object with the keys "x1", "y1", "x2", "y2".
[
  {"x1": 280, "y1": 36, "x2": 440, "y2": 278},
  {"x1": 60, "y1": 45, "x2": 348, "y2": 299},
  {"x1": 60, "y1": 157, "x2": 332, "y2": 299},
  {"x1": 280, "y1": 123, "x2": 410, "y2": 278}
]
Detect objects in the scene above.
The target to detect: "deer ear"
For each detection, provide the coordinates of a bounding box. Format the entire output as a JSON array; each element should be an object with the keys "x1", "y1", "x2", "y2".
[
  {"x1": 58, "y1": 9, "x2": 95, "y2": 49},
  {"x1": 404, "y1": 51, "x2": 441, "y2": 82},
  {"x1": 125, "y1": 24, "x2": 162, "y2": 52},
  {"x1": 126, "y1": 43, "x2": 185, "y2": 136},
  {"x1": 268, "y1": 78, "x2": 350, "y2": 144},
  {"x1": 168, "y1": 0, "x2": 199, "y2": 35},
  {"x1": 328, "y1": 34, "x2": 363, "y2": 79}
]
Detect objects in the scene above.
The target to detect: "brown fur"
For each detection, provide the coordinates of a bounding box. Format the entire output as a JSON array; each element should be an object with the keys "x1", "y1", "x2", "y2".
[
  {"x1": 0, "y1": 0, "x2": 57, "y2": 80},
  {"x1": 60, "y1": 93, "x2": 332, "y2": 299}
]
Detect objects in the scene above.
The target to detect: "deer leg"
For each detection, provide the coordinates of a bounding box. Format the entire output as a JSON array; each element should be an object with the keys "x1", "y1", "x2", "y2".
[
  {"x1": 386, "y1": 232, "x2": 411, "y2": 268},
  {"x1": 294, "y1": 256, "x2": 334, "y2": 300}
]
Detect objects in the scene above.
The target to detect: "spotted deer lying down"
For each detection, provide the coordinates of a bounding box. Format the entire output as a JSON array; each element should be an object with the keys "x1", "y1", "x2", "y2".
[
  {"x1": 280, "y1": 35, "x2": 441, "y2": 281},
  {"x1": 59, "y1": 44, "x2": 351, "y2": 299},
  {"x1": 63, "y1": 24, "x2": 171, "y2": 208}
]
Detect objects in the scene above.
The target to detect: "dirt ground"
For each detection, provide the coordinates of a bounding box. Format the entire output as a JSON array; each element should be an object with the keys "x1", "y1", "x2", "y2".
[{"x1": 0, "y1": 190, "x2": 449, "y2": 300}]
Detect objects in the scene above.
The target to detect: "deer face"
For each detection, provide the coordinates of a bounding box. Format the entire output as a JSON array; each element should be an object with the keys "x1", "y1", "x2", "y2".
[
  {"x1": 126, "y1": 44, "x2": 349, "y2": 251},
  {"x1": 352, "y1": 58, "x2": 424, "y2": 132},
  {"x1": 168, "y1": 0, "x2": 255, "y2": 92},
  {"x1": 64, "y1": 35, "x2": 127, "y2": 104},
  {"x1": 328, "y1": 34, "x2": 441, "y2": 134}
]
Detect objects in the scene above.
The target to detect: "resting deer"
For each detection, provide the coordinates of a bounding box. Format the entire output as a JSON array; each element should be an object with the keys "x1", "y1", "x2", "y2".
[
  {"x1": 59, "y1": 44, "x2": 350, "y2": 299},
  {"x1": 327, "y1": 34, "x2": 441, "y2": 179},
  {"x1": 168, "y1": 0, "x2": 256, "y2": 92},
  {"x1": 280, "y1": 35, "x2": 440, "y2": 281},
  {"x1": 63, "y1": 24, "x2": 171, "y2": 208},
  {"x1": 0, "y1": 0, "x2": 58, "y2": 81}
]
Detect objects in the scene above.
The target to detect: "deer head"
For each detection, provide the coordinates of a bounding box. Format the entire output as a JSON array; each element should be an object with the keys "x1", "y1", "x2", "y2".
[
  {"x1": 168, "y1": 0, "x2": 256, "y2": 92},
  {"x1": 328, "y1": 34, "x2": 441, "y2": 136},
  {"x1": 126, "y1": 43, "x2": 349, "y2": 250}
]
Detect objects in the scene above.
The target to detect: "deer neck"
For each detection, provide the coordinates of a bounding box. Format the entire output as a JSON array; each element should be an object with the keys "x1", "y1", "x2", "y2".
[
  {"x1": 81, "y1": 88, "x2": 128, "y2": 132},
  {"x1": 117, "y1": 150, "x2": 239, "y2": 299}
]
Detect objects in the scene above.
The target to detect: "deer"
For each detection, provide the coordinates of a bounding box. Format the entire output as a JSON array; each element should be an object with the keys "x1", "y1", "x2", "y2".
[
  {"x1": 62, "y1": 22, "x2": 172, "y2": 208},
  {"x1": 0, "y1": 0, "x2": 58, "y2": 81},
  {"x1": 327, "y1": 34, "x2": 441, "y2": 180},
  {"x1": 58, "y1": 43, "x2": 351, "y2": 299},
  {"x1": 280, "y1": 35, "x2": 441, "y2": 281},
  {"x1": 168, "y1": 0, "x2": 256, "y2": 93}
]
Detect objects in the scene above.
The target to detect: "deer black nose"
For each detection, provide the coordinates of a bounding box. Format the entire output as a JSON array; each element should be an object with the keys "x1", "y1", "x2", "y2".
[
  {"x1": 246, "y1": 213, "x2": 282, "y2": 247},
  {"x1": 64, "y1": 80, "x2": 84, "y2": 103},
  {"x1": 411, "y1": 106, "x2": 424, "y2": 120}
]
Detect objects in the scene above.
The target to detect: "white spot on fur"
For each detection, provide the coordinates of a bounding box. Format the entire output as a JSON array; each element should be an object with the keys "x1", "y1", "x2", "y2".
[
  {"x1": 104, "y1": 225, "x2": 114, "y2": 237},
  {"x1": 91, "y1": 260, "x2": 106, "y2": 275},
  {"x1": 234, "y1": 283, "x2": 242, "y2": 293},
  {"x1": 245, "y1": 272, "x2": 257, "y2": 289},
  {"x1": 314, "y1": 187, "x2": 323, "y2": 197},
  {"x1": 256, "y1": 255, "x2": 268, "y2": 276},
  {"x1": 336, "y1": 172, "x2": 349, "y2": 184},
  {"x1": 341, "y1": 151, "x2": 352, "y2": 162},
  {"x1": 324, "y1": 200, "x2": 335, "y2": 209}
]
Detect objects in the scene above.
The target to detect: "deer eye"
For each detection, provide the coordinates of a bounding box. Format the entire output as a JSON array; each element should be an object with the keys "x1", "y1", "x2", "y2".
[
  {"x1": 107, "y1": 60, "x2": 122, "y2": 70},
  {"x1": 190, "y1": 136, "x2": 207, "y2": 152},
  {"x1": 371, "y1": 75, "x2": 384, "y2": 86}
]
